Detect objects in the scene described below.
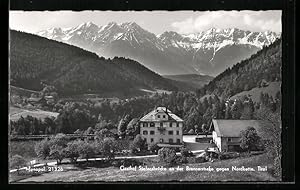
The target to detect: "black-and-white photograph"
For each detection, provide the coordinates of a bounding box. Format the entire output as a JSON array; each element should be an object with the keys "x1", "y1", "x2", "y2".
[{"x1": 9, "y1": 9, "x2": 284, "y2": 182}]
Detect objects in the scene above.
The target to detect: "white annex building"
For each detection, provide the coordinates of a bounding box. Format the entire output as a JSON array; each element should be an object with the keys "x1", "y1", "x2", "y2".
[
  {"x1": 139, "y1": 107, "x2": 184, "y2": 148},
  {"x1": 210, "y1": 119, "x2": 271, "y2": 152}
]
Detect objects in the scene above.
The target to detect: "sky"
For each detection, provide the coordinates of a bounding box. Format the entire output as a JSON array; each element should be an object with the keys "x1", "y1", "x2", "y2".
[{"x1": 9, "y1": 10, "x2": 282, "y2": 35}]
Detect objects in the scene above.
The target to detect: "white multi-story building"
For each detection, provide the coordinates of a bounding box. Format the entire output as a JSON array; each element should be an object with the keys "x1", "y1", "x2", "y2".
[{"x1": 139, "y1": 107, "x2": 184, "y2": 148}]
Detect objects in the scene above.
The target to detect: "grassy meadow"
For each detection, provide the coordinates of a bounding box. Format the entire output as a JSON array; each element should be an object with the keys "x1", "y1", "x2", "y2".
[
  {"x1": 14, "y1": 153, "x2": 279, "y2": 182},
  {"x1": 9, "y1": 106, "x2": 59, "y2": 121}
]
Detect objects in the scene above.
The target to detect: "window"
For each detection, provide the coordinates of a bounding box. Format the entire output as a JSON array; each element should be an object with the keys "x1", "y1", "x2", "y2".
[
  {"x1": 163, "y1": 115, "x2": 166, "y2": 118},
  {"x1": 150, "y1": 131, "x2": 155, "y2": 135},
  {"x1": 227, "y1": 138, "x2": 232, "y2": 142},
  {"x1": 177, "y1": 139, "x2": 181, "y2": 143},
  {"x1": 143, "y1": 123, "x2": 147, "y2": 127},
  {"x1": 150, "y1": 122, "x2": 155, "y2": 127},
  {"x1": 176, "y1": 131, "x2": 179, "y2": 135},
  {"x1": 168, "y1": 131, "x2": 173, "y2": 135},
  {"x1": 169, "y1": 122, "x2": 172, "y2": 127},
  {"x1": 160, "y1": 122, "x2": 163, "y2": 127},
  {"x1": 169, "y1": 139, "x2": 173, "y2": 143},
  {"x1": 143, "y1": 131, "x2": 148, "y2": 135},
  {"x1": 158, "y1": 115, "x2": 160, "y2": 118},
  {"x1": 160, "y1": 138, "x2": 164, "y2": 143},
  {"x1": 151, "y1": 138, "x2": 154, "y2": 143},
  {"x1": 177, "y1": 123, "x2": 179, "y2": 127}
]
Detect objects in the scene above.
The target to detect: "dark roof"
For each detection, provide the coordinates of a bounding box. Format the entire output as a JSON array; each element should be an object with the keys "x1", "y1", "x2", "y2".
[
  {"x1": 212, "y1": 119, "x2": 272, "y2": 139},
  {"x1": 140, "y1": 107, "x2": 183, "y2": 122}
]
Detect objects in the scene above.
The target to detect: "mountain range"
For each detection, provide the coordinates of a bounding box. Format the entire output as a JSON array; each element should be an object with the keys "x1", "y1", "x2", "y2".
[
  {"x1": 10, "y1": 30, "x2": 181, "y2": 97},
  {"x1": 37, "y1": 21, "x2": 280, "y2": 76}
]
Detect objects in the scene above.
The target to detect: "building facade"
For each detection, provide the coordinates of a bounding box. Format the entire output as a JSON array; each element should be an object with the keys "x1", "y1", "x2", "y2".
[{"x1": 139, "y1": 107, "x2": 184, "y2": 148}]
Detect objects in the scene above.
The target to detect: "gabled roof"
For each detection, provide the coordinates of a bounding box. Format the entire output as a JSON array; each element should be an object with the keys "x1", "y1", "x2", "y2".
[
  {"x1": 140, "y1": 107, "x2": 183, "y2": 122},
  {"x1": 212, "y1": 119, "x2": 272, "y2": 139}
]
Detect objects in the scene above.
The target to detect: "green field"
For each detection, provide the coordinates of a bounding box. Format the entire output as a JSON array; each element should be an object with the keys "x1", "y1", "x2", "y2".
[
  {"x1": 10, "y1": 106, "x2": 24, "y2": 115},
  {"x1": 230, "y1": 82, "x2": 281, "y2": 103},
  {"x1": 10, "y1": 85, "x2": 40, "y2": 97},
  {"x1": 9, "y1": 141, "x2": 37, "y2": 161},
  {"x1": 9, "y1": 106, "x2": 59, "y2": 121},
  {"x1": 15, "y1": 153, "x2": 279, "y2": 182},
  {"x1": 199, "y1": 82, "x2": 280, "y2": 103}
]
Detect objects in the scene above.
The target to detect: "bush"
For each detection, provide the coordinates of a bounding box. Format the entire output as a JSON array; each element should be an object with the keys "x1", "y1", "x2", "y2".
[
  {"x1": 180, "y1": 147, "x2": 189, "y2": 157},
  {"x1": 130, "y1": 134, "x2": 147, "y2": 153},
  {"x1": 111, "y1": 159, "x2": 142, "y2": 167},
  {"x1": 175, "y1": 155, "x2": 188, "y2": 164},
  {"x1": 49, "y1": 144, "x2": 66, "y2": 164},
  {"x1": 78, "y1": 141, "x2": 96, "y2": 161},
  {"x1": 77, "y1": 160, "x2": 111, "y2": 168},
  {"x1": 35, "y1": 138, "x2": 50, "y2": 159},
  {"x1": 195, "y1": 156, "x2": 206, "y2": 163},
  {"x1": 115, "y1": 139, "x2": 131, "y2": 153},
  {"x1": 240, "y1": 127, "x2": 262, "y2": 151},
  {"x1": 205, "y1": 151, "x2": 219, "y2": 159},
  {"x1": 218, "y1": 152, "x2": 240, "y2": 160},
  {"x1": 180, "y1": 147, "x2": 193, "y2": 157},
  {"x1": 10, "y1": 155, "x2": 27, "y2": 170},
  {"x1": 99, "y1": 137, "x2": 120, "y2": 159},
  {"x1": 10, "y1": 141, "x2": 37, "y2": 159},
  {"x1": 64, "y1": 140, "x2": 81, "y2": 163},
  {"x1": 158, "y1": 147, "x2": 177, "y2": 166},
  {"x1": 49, "y1": 133, "x2": 69, "y2": 148},
  {"x1": 186, "y1": 157, "x2": 196, "y2": 164},
  {"x1": 35, "y1": 134, "x2": 69, "y2": 162},
  {"x1": 149, "y1": 142, "x2": 160, "y2": 154}
]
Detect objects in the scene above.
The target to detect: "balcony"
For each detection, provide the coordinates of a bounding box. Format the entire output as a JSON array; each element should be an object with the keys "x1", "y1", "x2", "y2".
[{"x1": 157, "y1": 143, "x2": 184, "y2": 148}]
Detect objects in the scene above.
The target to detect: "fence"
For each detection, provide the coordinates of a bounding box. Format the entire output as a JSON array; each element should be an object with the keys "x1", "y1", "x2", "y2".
[{"x1": 10, "y1": 134, "x2": 96, "y2": 141}]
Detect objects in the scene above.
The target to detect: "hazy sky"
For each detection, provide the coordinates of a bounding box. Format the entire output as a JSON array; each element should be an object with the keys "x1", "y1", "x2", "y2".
[{"x1": 10, "y1": 10, "x2": 282, "y2": 35}]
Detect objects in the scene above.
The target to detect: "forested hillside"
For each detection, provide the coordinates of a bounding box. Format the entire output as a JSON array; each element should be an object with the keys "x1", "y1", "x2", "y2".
[
  {"x1": 10, "y1": 31, "x2": 282, "y2": 136},
  {"x1": 197, "y1": 39, "x2": 281, "y2": 99},
  {"x1": 10, "y1": 30, "x2": 177, "y2": 97},
  {"x1": 163, "y1": 74, "x2": 213, "y2": 89}
]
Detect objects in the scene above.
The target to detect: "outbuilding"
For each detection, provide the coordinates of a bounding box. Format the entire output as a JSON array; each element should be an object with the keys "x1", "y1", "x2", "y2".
[{"x1": 210, "y1": 119, "x2": 272, "y2": 152}]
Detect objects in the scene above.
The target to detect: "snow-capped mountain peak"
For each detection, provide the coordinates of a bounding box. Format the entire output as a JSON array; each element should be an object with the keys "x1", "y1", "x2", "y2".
[
  {"x1": 36, "y1": 22, "x2": 280, "y2": 76},
  {"x1": 37, "y1": 22, "x2": 279, "y2": 52}
]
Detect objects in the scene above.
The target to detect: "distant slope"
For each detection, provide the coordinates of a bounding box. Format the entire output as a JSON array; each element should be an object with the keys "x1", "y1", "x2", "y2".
[
  {"x1": 198, "y1": 38, "x2": 281, "y2": 99},
  {"x1": 165, "y1": 79, "x2": 197, "y2": 92},
  {"x1": 230, "y1": 82, "x2": 281, "y2": 103},
  {"x1": 163, "y1": 74, "x2": 213, "y2": 89},
  {"x1": 10, "y1": 30, "x2": 178, "y2": 97}
]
